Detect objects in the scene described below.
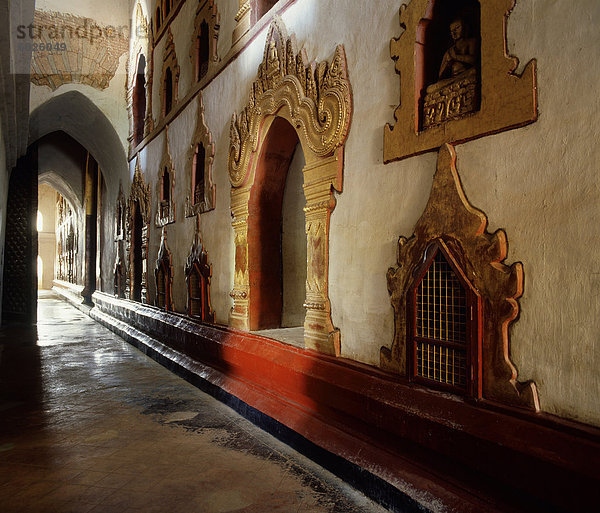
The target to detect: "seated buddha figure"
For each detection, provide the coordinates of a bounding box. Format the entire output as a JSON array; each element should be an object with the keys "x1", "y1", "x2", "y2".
[{"x1": 438, "y1": 18, "x2": 477, "y2": 80}]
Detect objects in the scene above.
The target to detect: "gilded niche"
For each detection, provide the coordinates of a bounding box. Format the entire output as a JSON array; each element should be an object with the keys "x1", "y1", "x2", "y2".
[
  {"x1": 382, "y1": 144, "x2": 539, "y2": 410},
  {"x1": 185, "y1": 95, "x2": 215, "y2": 217},
  {"x1": 126, "y1": 157, "x2": 151, "y2": 303},
  {"x1": 155, "y1": 126, "x2": 176, "y2": 227},
  {"x1": 228, "y1": 16, "x2": 352, "y2": 187},
  {"x1": 384, "y1": 0, "x2": 537, "y2": 162},
  {"x1": 227, "y1": 17, "x2": 353, "y2": 355},
  {"x1": 422, "y1": 9, "x2": 480, "y2": 129},
  {"x1": 185, "y1": 215, "x2": 215, "y2": 323},
  {"x1": 189, "y1": 0, "x2": 220, "y2": 83}
]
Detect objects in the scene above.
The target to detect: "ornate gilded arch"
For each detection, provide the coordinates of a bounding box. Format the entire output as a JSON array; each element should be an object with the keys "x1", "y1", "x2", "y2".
[
  {"x1": 228, "y1": 18, "x2": 352, "y2": 355},
  {"x1": 382, "y1": 144, "x2": 539, "y2": 410},
  {"x1": 160, "y1": 28, "x2": 180, "y2": 118},
  {"x1": 185, "y1": 94, "x2": 215, "y2": 217},
  {"x1": 127, "y1": 2, "x2": 153, "y2": 152},
  {"x1": 155, "y1": 126, "x2": 176, "y2": 226},
  {"x1": 185, "y1": 215, "x2": 215, "y2": 322},
  {"x1": 126, "y1": 156, "x2": 151, "y2": 302},
  {"x1": 190, "y1": 0, "x2": 220, "y2": 83}
]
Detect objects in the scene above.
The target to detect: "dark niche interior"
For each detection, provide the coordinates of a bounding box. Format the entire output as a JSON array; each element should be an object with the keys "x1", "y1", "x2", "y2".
[{"x1": 416, "y1": 0, "x2": 481, "y2": 131}]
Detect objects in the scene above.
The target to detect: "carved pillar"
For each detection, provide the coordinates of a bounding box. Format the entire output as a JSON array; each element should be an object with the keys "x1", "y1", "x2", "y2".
[
  {"x1": 228, "y1": 19, "x2": 351, "y2": 356},
  {"x1": 229, "y1": 187, "x2": 250, "y2": 330},
  {"x1": 82, "y1": 154, "x2": 97, "y2": 305},
  {"x1": 302, "y1": 154, "x2": 342, "y2": 355},
  {"x1": 141, "y1": 224, "x2": 149, "y2": 304}
]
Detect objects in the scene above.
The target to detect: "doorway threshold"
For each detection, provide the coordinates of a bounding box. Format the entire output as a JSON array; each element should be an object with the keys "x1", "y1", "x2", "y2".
[{"x1": 251, "y1": 326, "x2": 304, "y2": 349}]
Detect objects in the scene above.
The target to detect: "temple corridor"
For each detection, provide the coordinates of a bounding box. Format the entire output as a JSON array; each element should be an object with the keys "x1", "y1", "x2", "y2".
[{"x1": 0, "y1": 293, "x2": 387, "y2": 513}]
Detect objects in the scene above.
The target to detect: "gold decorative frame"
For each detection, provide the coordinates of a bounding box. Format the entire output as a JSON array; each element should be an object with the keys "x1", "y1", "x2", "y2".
[
  {"x1": 228, "y1": 17, "x2": 352, "y2": 355},
  {"x1": 232, "y1": 1, "x2": 252, "y2": 45},
  {"x1": 382, "y1": 144, "x2": 539, "y2": 410},
  {"x1": 189, "y1": 0, "x2": 220, "y2": 82},
  {"x1": 127, "y1": 3, "x2": 153, "y2": 153},
  {"x1": 155, "y1": 126, "x2": 176, "y2": 227},
  {"x1": 159, "y1": 28, "x2": 180, "y2": 118},
  {"x1": 185, "y1": 95, "x2": 215, "y2": 217},
  {"x1": 127, "y1": 156, "x2": 152, "y2": 303},
  {"x1": 185, "y1": 215, "x2": 215, "y2": 322},
  {"x1": 384, "y1": 0, "x2": 537, "y2": 162}
]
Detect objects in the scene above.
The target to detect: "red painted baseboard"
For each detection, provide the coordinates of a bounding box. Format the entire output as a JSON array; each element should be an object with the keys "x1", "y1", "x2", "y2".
[{"x1": 91, "y1": 292, "x2": 600, "y2": 512}]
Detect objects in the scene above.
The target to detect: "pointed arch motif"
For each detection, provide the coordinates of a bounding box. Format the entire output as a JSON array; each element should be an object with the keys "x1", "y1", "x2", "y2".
[
  {"x1": 128, "y1": 2, "x2": 153, "y2": 152},
  {"x1": 228, "y1": 18, "x2": 352, "y2": 355},
  {"x1": 185, "y1": 95, "x2": 215, "y2": 217},
  {"x1": 185, "y1": 215, "x2": 215, "y2": 322},
  {"x1": 382, "y1": 144, "x2": 539, "y2": 410},
  {"x1": 155, "y1": 127, "x2": 176, "y2": 226},
  {"x1": 160, "y1": 28, "x2": 180, "y2": 118},
  {"x1": 190, "y1": 0, "x2": 220, "y2": 83},
  {"x1": 126, "y1": 156, "x2": 151, "y2": 303},
  {"x1": 155, "y1": 227, "x2": 174, "y2": 311}
]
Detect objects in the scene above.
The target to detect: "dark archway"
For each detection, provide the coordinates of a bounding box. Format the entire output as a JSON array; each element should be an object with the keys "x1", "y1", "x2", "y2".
[
  {"x1": 133, "y1": 55, "x2": 147, "y2": 146},
  {"x1": 164, "y1": 67, "x2": 173, "y2": 116},
  {"x1": 247, "y1": 117, "x2": 306, "y2": 331},
  {"x1": 131, "y1": 200, "x2": 143, "y2": 302},
  {"x1": 196, "y1": 21, "x2": 209, "y2": 81},
  {"x1": 29, "y1": 91, "x2": 128, "y2": 296}
]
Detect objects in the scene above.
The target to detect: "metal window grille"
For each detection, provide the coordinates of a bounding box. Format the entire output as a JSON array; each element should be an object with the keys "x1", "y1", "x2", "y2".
[{"x1": 415, "y1": 250, "x2": 468, "y2": 388}]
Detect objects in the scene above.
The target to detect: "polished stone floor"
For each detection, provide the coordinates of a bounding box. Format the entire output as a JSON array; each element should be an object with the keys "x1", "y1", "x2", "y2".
[{"x1": 0, "y1": 293, "x2": 388, "y2": 513}]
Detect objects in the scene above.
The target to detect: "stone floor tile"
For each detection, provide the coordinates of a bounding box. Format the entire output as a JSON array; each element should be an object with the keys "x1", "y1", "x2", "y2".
[{"x1": 0, "y1": 295, "x2": 388, "y2": 513}]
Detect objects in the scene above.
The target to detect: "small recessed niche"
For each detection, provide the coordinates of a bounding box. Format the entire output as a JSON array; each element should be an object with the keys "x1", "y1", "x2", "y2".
[{"x1": 416, "y1": 0, "x2": 481, "y2": 131}]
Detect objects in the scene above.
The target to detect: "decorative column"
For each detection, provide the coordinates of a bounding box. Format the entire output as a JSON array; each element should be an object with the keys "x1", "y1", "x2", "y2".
[
  {"x1": 302, "y1": 152, "x2": 343, "y2": 354},
  {"x1": 229, "y1": 186, "x2": 250, "y2": 330},
  {"x1": 82, "y1": 153, "x2": 97, "y2": 305}
]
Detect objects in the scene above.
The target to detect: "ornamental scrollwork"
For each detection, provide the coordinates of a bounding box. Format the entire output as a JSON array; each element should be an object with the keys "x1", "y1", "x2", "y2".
[{"x1": 228, "y1": 17, "x2": 352, "y2": 187}]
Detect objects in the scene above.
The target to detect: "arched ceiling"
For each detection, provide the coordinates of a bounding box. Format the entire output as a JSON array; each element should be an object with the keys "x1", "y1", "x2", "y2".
[{"x1": 29, "y1": 91, "x2": 128, "y2": 198}]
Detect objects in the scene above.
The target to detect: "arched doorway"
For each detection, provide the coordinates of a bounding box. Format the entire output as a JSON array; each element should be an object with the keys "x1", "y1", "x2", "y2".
[
  {"x1": 228, "y1": 20, "x2": 352, "y2": 355},
  {"x1": 247, "y1": 117, "x2": 306, "y2": 331},
  {"x1": 131, "y1": 200, "x2": 143, "y2": 302},
  {"x1": 127, "y1": 160, "x2": 151, "y2": 304},
  {"x1": 132, "y1": 55, "x2": 147, "y2": 145}
]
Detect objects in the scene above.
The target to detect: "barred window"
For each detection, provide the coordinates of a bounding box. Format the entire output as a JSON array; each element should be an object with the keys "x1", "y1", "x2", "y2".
[{"x1": 411, "y1": 242, "x2": 480, "y2": 396}]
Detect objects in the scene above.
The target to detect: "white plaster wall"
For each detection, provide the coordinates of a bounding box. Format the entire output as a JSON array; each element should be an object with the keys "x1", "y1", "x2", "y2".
[
  {"x1": 128, "y1": 0, "x2": 600, "y2": 427},
  {"x1": 282, "y1": 144, "x2": 306, "y2": 327},
  {"x1": 37, "y1": 183, "x2": 57, "y2": 289}
]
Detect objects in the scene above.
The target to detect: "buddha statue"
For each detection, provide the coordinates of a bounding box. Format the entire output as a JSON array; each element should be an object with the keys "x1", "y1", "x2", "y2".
[{"x1": 438, "y1": 18, "x2": 477, "y2": 80}]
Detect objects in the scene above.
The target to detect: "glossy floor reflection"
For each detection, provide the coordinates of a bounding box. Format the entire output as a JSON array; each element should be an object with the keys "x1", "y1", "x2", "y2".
[{"x1": 0, "y1": 293, "x2": 388, "y2": 513}]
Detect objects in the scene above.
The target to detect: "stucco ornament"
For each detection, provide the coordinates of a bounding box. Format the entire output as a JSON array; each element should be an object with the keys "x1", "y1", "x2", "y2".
[
  {"x1": 154, "y1": 227, "x2": 174, "y2": 311},
  {"x1": 228, "y1": 17, "x2": 353, "y2": 355},
  {"x1": 228, "y1": 16, "x2": 352, "y2": 187},
  {"x1": 384, "y1": 0, "x2": 537, "y2": 162},
  {"x1": 185, "y1": 94, "x2": 216, "y2": 217},
  {"x1": 127, "y1": 2, "x2": 152, "y2": 153},
  {"x1": 155, "y1": 126, "x2": 176, "y2": 227},
  {"x1": 382, "y1": 144, "x2": 539, "y2": 410},
  {"x1": 126, "y1": 155, "x2": 151, "y2": 303},
  {"x1": 185, "y1": 214, "x2": 215, "y2": 323}
]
